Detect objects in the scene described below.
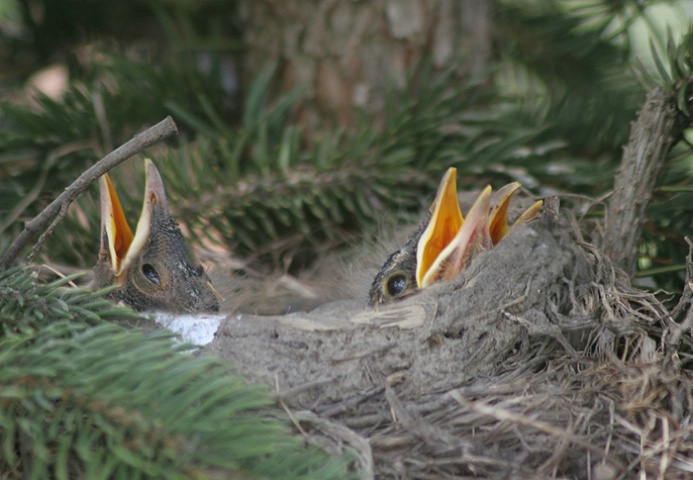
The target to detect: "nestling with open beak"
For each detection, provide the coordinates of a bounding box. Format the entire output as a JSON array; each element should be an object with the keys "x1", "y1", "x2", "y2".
[
  {"x1": 369, "y1": 167, "x2": 543, "y2": 305},
  {"x1": 93, "y1": 159, "x2": 220, "y2": 313}
]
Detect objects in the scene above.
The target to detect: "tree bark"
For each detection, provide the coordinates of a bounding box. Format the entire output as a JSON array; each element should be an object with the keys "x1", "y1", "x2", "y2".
[{"x1": 239, "y1": 0, "x2": 494, "y2": 133}]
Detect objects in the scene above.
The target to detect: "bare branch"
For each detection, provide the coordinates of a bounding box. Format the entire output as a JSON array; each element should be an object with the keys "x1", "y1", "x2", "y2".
[
  {"x1": 604, "y1": 81, "x2": 691, "y2": 274},
  {"x1": 0, "y1": 116, "x2": 178, "y2": 270}
]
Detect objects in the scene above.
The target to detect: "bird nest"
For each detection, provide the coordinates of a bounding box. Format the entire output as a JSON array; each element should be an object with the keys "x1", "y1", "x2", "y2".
[{"x1": 202, "y1": 207, "x2": 693, "y2": 479}]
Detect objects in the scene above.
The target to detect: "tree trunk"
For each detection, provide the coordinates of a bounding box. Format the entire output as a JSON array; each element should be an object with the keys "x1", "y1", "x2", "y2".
[{"x1": 240, "y1": 0, "x2": 494, "y2": 133}]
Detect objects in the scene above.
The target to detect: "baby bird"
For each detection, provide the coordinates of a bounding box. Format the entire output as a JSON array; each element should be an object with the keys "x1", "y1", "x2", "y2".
[
  {"x1": 369, "y1": 167, "x2": 543, "y2": 305},
  {"x1": 93, "y1": 159, "x2": 219, "y2": 313}
]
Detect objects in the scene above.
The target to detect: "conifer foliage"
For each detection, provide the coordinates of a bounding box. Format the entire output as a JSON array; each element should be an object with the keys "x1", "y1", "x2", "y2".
[{"x1": 0, "y1": 267, "x2": 354, "y2": 479}]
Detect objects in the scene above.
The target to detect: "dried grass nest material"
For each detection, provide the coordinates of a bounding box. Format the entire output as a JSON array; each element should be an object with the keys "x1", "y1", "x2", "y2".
[{"x1": 203, "y1": 212, "x2": 693, "y2": 479}]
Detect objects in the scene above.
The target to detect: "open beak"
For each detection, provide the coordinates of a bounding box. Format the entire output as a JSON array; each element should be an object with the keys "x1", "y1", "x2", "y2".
[
  {"x1": 419, "y1": 185, "x2": 492, "y2": 289},
  {"x1": 416, "y1": 167, "x2": 464, "y2": 288},
  {"x1": 99, "y1": 159, "x2": 169, "y2": 277},
  {"x1": 100, "y1": 173, "x2": 134, "y2": 275},
  {"x1": 416, "y1": 177, "x2": 543, "y2": 290},
  {"x1": 415, "y1": 166, "x2": 495, "y2": 289},
  {"x1": 489, "y1": 182, "x2": 543, "y2": 245}
]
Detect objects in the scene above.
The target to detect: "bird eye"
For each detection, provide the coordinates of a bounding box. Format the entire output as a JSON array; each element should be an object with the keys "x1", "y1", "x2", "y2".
[
  {"x1": 142, "y1": 264, "x2": 161, "y2": 285},
  {"x1": 386, "y1": 273, "x2": 407, "y2": 297}
]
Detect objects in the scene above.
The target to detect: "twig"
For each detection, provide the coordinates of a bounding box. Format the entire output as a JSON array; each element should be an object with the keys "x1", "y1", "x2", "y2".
[
  {"x1": 664, "y1": 237, "x2": 693, "y2": 351},
  {"x1": 315, "y1": 386, "x2": 385, "y2": 417},
  {"x1": 448, "y1": 390, "x2": 624, "y2": 470},
  {"x1": 35, "y1": 264, "x2": 80, "y2": 288},
  {"x1": 385, "y1": 384, "x2": 471, "y2": 452},
  {"x1": 27, "y1": 202, "x2": 71, "y2": 263},
  {"x1": 293, "y1": 410, "x2": 375, "y2": 480},
  {"x1": 274, "y1": 378, "x2": 334, "y2": 402},
  {"x1": 0, "y1": 116, "x2": 178, "y2": 270}
]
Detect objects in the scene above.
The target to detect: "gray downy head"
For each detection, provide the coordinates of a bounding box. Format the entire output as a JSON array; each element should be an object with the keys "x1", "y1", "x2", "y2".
[{"x1": 94, "y1": 159, "x2": 220, "y2": 313}]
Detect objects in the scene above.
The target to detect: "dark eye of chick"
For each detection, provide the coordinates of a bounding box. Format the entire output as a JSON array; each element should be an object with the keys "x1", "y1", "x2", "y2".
[
  {"x1": 386, "y1": 273, "x2": 407, "y2": 297},
  {"x1": 142, "y1": 264, "x2": 161, "y2": 285}
]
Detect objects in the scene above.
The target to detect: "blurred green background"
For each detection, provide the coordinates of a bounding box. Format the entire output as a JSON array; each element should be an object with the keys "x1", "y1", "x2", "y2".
[{"x1": 0, "y1": 0, "x2": 691, "y2": 294}]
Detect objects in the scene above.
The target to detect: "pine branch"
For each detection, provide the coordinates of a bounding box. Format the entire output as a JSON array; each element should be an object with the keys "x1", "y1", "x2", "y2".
[
  {"x1": 0, "y1": 267, "x2": 355, "y2": 478},
  {"x1": 496, "y1": 0, "x2": 647, "y2": 150},
  {"x1": 0, "y1": 266, "x2": 138, "y2": 334}
]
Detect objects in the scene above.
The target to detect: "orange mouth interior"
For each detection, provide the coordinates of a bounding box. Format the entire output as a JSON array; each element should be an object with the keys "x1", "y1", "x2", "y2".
[
  {"x1": 416, "y1": 168, "x2": 464, "y2": 287},
  {"x1": 102, "y1": 173, "x2": 134, "y2": 273}
]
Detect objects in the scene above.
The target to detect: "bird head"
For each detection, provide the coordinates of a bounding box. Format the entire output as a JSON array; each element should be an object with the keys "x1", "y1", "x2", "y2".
[
  {"x1": 93, "y1": 159, "x2": 220, "y2": 313},
  {"x1": 369, "y1": 167, "x2": 542, "y2": 305}
]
